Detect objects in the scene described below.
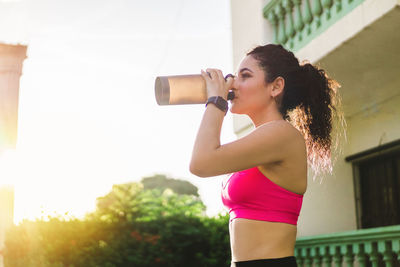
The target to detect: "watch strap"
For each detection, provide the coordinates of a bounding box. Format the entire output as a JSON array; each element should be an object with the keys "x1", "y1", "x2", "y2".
[{"x1": 205, "y1": 96, "x2": 228, "y2": 115}]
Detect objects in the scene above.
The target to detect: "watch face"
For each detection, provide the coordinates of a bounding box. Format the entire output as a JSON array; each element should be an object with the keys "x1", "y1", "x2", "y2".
[{"x1": 216, "y1": 97, "x2": 228, "y2": 111}]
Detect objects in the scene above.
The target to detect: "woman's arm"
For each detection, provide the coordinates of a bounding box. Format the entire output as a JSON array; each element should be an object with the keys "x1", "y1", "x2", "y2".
[
  {"x1": 190, "y1": 118, "x2": 293, "y2": 177},
  {"x1": 189, "y1": 69, "x2": 296, "y2": 177},
  {"x1": 190, "y1": 102, "x2": 226, "y2": 176}
]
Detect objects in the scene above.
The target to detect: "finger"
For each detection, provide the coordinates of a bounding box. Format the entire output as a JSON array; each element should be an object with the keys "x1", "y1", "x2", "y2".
[
  {"x1": 226, "y1": 75, "x2": 235, "y2": 88},
  {"x1": 201, "y1": 69, "x2": 210, "y2": 80},
  {"x1": 215, "y1": 69, "x2": 224, "y2": 82},
  {"x1": 206, "y1": 68, "x2": 217, "y2": 80},
  {"x1": 224, "y1": 73, "x2": 235, "y2": 81},
  {"x1": 224, "y1": 73, "x2": 235, "y2": 88}
]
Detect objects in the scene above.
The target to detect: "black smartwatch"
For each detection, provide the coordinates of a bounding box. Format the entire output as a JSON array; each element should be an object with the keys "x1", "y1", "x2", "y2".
[{"x1": 205, "y1": 96, "x2": 228, "y2": 115}]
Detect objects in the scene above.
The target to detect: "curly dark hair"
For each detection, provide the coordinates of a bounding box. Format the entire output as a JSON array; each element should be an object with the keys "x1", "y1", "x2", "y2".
[{"x1": 247, "y1": 44, "x2": 347, "y2": 180}]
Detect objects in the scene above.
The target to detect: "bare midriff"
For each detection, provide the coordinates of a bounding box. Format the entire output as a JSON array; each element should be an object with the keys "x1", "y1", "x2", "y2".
[{"x1": 229, "y1": 218, "x2": 297, "y2": 262}]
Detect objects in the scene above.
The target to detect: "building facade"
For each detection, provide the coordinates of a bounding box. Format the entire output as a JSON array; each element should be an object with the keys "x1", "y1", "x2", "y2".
[{"x1": 229, "y1": 0, "x2": 400, "y2": 265}]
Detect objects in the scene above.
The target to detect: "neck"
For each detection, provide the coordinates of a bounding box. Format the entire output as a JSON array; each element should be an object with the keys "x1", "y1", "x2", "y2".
[{"x1": 248, "y1": 105, "x2": 284, "y2": 128}]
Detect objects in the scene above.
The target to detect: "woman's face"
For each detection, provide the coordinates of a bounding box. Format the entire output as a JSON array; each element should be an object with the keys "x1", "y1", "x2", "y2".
[{"x1": 230, "y1": 55, "x2": 272, "y2": 115}]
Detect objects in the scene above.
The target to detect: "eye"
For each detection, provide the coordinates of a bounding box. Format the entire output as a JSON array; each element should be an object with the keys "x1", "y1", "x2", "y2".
[{"x1": 241, "y1": 72, "x2": 251, "y2": 79}]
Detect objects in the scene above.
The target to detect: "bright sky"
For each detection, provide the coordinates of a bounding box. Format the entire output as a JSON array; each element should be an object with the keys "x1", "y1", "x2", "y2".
[{"x1": 0, "y1": 0, "x2": 238, "y2": 223}]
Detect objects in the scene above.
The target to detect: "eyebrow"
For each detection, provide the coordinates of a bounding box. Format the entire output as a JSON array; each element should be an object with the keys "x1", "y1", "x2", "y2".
[{"x1": 239, "y1": 67, "x2": 253, "y2": 73}]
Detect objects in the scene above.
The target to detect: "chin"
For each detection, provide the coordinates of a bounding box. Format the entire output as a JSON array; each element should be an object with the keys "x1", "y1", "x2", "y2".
[{"x1": 230, "y1": 103, "x2": 245, "y2": 115}]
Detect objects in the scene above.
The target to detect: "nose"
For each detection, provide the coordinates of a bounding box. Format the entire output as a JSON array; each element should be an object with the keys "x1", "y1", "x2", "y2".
[{"x1": 231, "y1": 76, "x2": 238, "y2": 89}]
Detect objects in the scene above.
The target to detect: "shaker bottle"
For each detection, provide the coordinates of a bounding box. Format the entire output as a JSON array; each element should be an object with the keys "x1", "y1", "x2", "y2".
[{"x1": 155, "y1": 74, "x2": 234, "y2": 105}]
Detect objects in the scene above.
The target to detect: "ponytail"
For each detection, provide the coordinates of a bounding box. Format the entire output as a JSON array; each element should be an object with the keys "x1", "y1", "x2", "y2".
[
  {"x1": 288, "y1": 62, "x2": 346, "y2": 179},
  {"x1": 247, "y1": 45, "x2": 346, "y2": 180}
]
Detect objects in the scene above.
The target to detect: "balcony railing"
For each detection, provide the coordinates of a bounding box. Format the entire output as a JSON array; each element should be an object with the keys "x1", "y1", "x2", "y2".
[
  {"x1": 295, "y1": 224, "x2": 400, "y2": 267},
  {"x1": 263, "y1": 0, "x2": 365, "y2": 52}
]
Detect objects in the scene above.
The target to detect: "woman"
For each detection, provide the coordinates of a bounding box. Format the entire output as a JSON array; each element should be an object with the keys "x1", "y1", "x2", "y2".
[{"x1": 190, "y1": 44, "x2": 344, "y2": 267}]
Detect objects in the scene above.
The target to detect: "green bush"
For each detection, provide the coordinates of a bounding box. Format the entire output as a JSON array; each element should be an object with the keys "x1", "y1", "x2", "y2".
[{"x1": 4, "y1": 181, "x2": 230, "y2": 267}]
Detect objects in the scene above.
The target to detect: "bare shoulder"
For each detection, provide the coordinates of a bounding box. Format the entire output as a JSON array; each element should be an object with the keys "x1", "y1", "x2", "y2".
[
  {"x1": 257, "y1": 120, "x2": 305, "y2": 145},
  {"x1": 258, "y1": 120, "x2": 307, "y2": 161},
  {"x1": 258, "y1": 121, "x2": 307, "y2": 194}
]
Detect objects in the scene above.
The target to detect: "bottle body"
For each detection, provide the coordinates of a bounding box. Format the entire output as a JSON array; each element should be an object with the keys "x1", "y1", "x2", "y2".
[
  {"x1": 155, "y1": 74, "x2": 208, "y2": 105},
  {"x1": 155, "y1": 74, "x2": 234, "y2": 105}
]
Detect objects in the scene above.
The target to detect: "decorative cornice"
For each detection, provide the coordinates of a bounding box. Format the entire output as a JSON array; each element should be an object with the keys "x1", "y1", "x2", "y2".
[{"x1": 0, "y1": 43, "x2": 27, "y2": 59}]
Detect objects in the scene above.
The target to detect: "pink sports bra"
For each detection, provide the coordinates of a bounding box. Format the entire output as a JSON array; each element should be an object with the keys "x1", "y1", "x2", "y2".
[{"x1": 221, "y1": 166, "x2": 303, "y2": 225}]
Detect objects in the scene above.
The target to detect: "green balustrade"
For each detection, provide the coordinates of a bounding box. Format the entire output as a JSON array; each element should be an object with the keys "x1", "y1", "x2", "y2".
[
  {"x1": 295, "y1": 224, "x2": 400, "y2": 266},
  {"x1": 263, "y1": 0, "x2": 365, "y2": 51}
]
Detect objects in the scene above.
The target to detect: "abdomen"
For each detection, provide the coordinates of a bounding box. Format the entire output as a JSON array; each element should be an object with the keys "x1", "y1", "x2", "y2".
[{"x1": 229, "y1": 218, "x2": 297, "y2": 262}]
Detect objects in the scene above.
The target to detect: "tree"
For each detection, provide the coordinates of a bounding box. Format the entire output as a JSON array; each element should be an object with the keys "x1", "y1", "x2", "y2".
[
  {"x1": 4, "y1": 179, "x2": 231, "y2": 267},
  {"x1": 91, "y1": 182, "x2": 143, "y2": 223},
  {"x1": 141, "y1": 174, "x2": 199, "y2": 196}
]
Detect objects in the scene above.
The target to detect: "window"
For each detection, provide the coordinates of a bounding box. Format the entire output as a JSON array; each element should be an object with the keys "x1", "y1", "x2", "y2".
[{"x1": 346, "y1": 140, "x2": 400, "y2": 229}]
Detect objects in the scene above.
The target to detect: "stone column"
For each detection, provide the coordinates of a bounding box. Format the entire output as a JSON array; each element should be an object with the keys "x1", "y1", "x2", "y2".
[
  {"x1": 0, "y1": 43, "x2": 27, "y2": 151},
  {"x1": 0, "y1": 43, "x2": 27, "y2": 267}
]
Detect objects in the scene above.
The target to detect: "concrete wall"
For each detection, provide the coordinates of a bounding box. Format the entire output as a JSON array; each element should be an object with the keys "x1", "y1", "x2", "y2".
[
  {"x1": 230, "y1": 0, "x2": 272, "y2": 68},
  {"x1": 346, "y1": 93, "x2": 400, "y2": 156},
  {"x1": 230, "y1": 0, "x2": 271, "y2": 136},
  {"x1": 297, "y1": 132, "x2": 357, "y2": 237},
  {"x1": 299, "y1": 85, "x2": 400, "y2": 237}
]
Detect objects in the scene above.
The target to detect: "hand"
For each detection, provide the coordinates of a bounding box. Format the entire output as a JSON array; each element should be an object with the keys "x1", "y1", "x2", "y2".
[{"x1": 201, "y1": 68, "x2": 234, "y2": 100}]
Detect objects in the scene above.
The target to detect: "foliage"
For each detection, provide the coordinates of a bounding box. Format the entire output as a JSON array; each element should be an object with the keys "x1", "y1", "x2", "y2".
[
  {"x1": 141, "y1": 174, "x2": 199, "y2": 196},
  {"x1": 4, "y1": 180, "x2": 230, "y2": 267}
]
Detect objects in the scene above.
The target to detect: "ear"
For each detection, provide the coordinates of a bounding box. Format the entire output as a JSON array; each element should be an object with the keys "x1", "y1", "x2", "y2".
[{"x1": 271, "y1": 76, "x2": 285, "y2": 98}]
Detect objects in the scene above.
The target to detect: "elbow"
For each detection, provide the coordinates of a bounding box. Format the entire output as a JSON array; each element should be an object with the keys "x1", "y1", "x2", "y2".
[{"x1": 189, "y1": 159, "x2": 210, "y2": 178}]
